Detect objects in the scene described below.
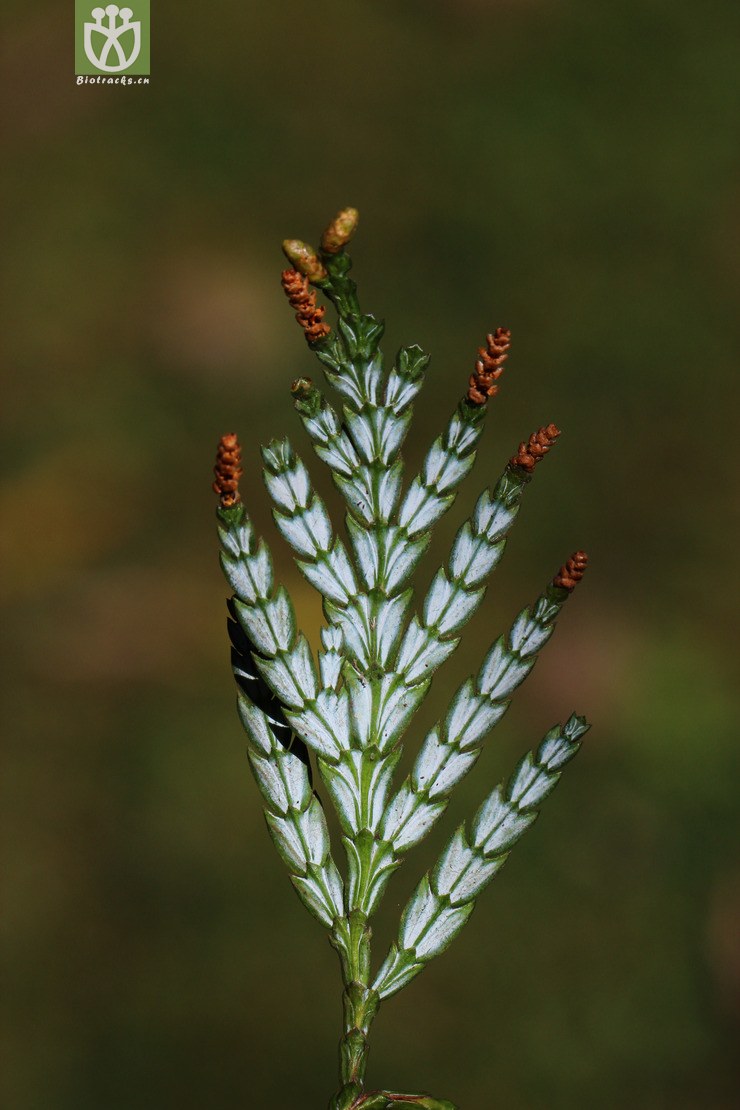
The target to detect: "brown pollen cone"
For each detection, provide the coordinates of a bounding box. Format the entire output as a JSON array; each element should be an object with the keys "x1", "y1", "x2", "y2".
[
  {"x1": 553, "y1": 550, "x2": 588, "y2": 590},
  {"x1": 511, "y1": 423, "x2": 561, "y2": 471},
  {"x1": 281, "y1": 269, "x2": 331, "y2": 344},
  {"x1": 467, "y1": 327, "x2": 511, "y2": 405},
  {"x1": 213, "y1": 433, "x2": 242, "y2": 508}
]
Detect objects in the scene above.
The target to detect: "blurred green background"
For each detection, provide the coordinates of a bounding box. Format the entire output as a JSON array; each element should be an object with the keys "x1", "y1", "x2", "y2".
[{"x1": 3, "y1": 1, "x2": 739, "y2": 1107}]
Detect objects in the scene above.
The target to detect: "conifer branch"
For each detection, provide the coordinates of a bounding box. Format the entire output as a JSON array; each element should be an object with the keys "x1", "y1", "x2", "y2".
[{"x1": 214, "y1": 209, "x2": 592, "y2": 1110}]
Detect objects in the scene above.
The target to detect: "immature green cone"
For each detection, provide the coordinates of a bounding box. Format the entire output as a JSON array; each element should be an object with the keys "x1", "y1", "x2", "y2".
[
  {"x1": 282, "y1": 237, "x2": 328, "y2": 283},
  {"x1": 321, "y1": 206, "x2": 360, "y2": 253}
]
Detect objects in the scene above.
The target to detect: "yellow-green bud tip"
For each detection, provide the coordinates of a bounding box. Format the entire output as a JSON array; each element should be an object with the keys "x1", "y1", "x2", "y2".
[
  {"x1": 291, "y1": 377, "x2": 313, "y2": 397},
  {"x1": 281, "y1": 239, "x2": 327, "y2": 283},
  {"x1": 321, "y1": 207, "x2": 360, "y2": 254}
]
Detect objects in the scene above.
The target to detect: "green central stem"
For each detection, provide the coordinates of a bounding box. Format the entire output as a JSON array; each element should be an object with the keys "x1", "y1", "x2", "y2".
[
  {"x1": 332, "y1": 578, "x2": 386, "y2": 1109},
  {"x1": 330, "y1": 909, "x2": 380, "y2": 1109},
  {"x1": 322, "y1": 276, "x2": 391, "y2": 1108}
]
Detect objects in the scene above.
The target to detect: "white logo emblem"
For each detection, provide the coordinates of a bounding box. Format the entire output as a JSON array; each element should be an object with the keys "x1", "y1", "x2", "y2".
[{"x1": 84, "y1": 5, "x2": 141, "y2": 73}]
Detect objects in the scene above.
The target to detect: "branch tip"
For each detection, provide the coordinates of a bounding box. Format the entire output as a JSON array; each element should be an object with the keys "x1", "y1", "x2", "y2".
[
  {"x1": 321, "y1": 206, "x2": 360, "y2": 253},
  {"x1": 213, "y1": 432, "x2": 242, "y2": 507},
  {"x1": 466, "y1": 327, "x2": 511, "y2": 405},
  {"x1": 511, "y1": 423, "x2": 561, "y2": 471},
  {"x1": 281, "y1": 269, "x2": 331, "y2": 344},
  {"x1": 553, "y1": 550, "x2": 588, "y2": 590}
]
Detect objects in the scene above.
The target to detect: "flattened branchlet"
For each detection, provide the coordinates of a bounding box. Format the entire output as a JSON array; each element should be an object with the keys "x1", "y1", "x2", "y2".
[{"x1": 213, "y1": 208, "x2": 591, "y2": 1110}]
